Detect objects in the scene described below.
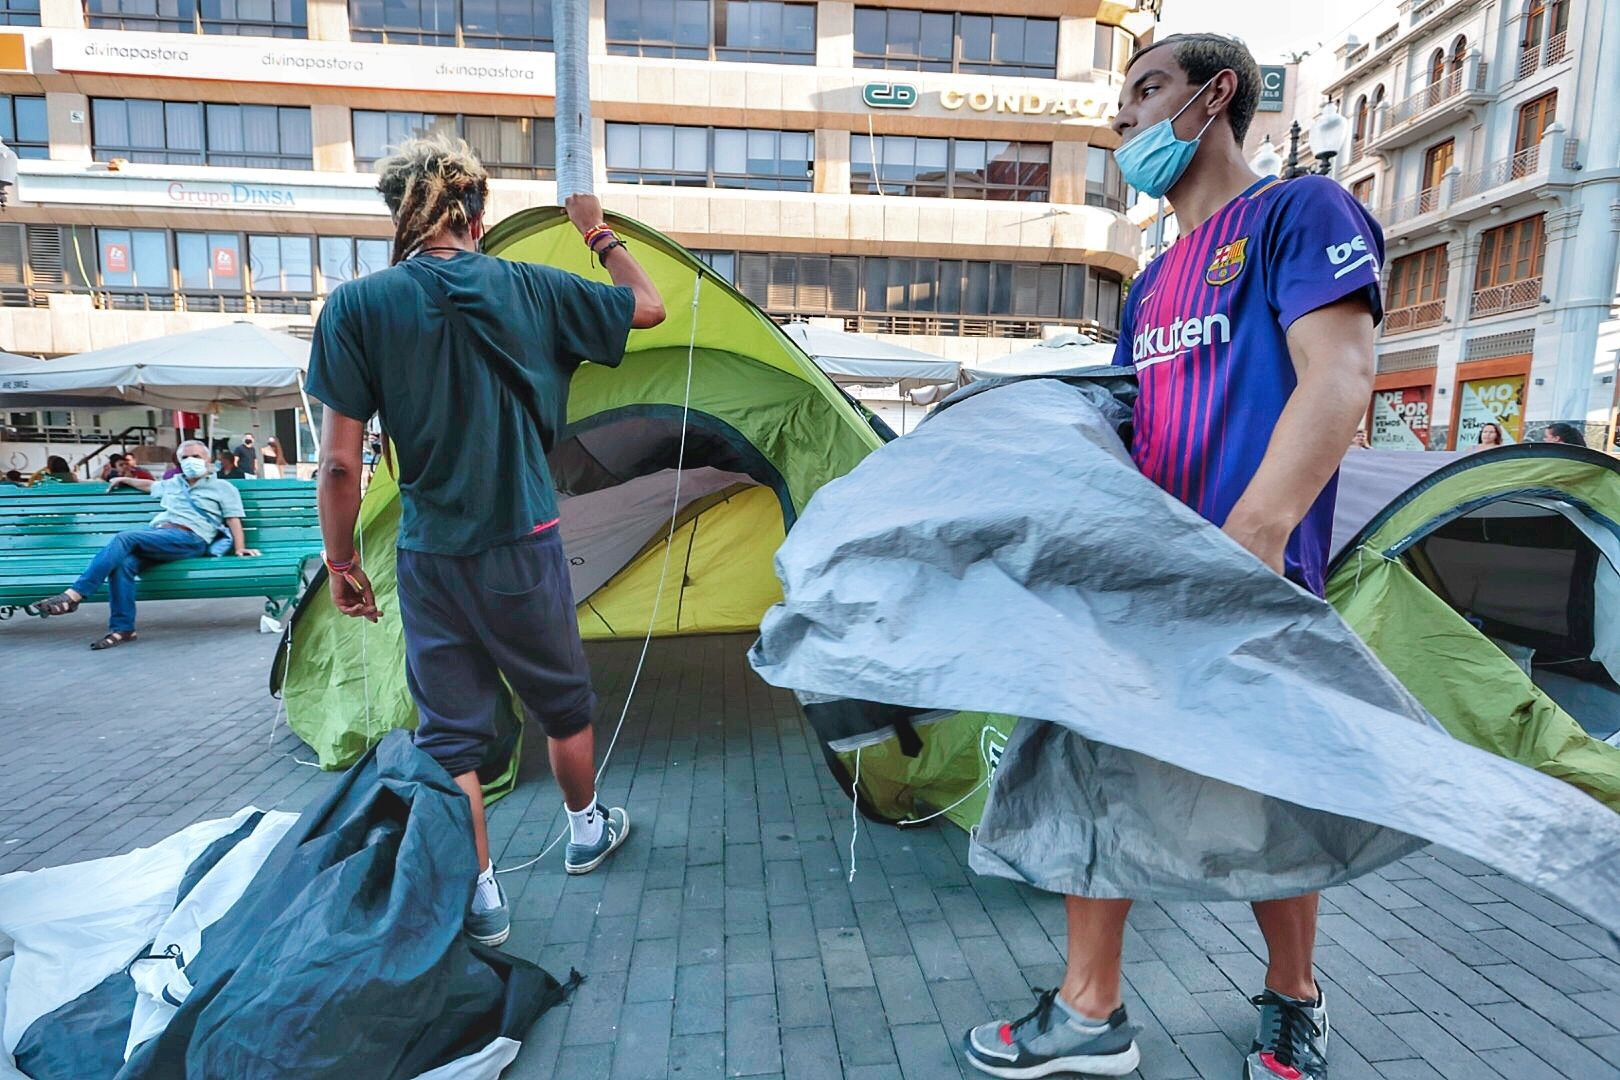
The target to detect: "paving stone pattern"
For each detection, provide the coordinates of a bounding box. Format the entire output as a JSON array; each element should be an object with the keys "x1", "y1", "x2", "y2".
[{"x1": 4, "y1": 599, "x2": 1619, "y2": 1078}]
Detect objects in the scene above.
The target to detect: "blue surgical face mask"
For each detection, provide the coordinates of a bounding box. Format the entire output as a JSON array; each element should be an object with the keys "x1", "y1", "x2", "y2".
[
  {"x1": 179, "y1": 457, "x2": 209, "y2": 480},
  {"x1": 1114, "y1": 76, "x2": 1219, "y2": 199}
]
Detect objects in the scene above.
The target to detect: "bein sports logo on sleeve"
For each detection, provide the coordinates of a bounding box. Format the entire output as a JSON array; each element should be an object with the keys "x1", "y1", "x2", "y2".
[{"x1": 1326, "y1": 234, "x2": 1378, "y2": 280}]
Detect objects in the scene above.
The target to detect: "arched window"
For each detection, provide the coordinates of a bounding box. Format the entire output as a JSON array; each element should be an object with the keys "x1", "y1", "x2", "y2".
[
  {"x1": 1450, "y1": 35, "x2": 1468, "y2": 72},
  {"x1": 1372, "y1": 84, "x2": 1386, "y2": 110},
  {"x1": 1354, "y1": 94, "x2": 1370, "y2": 142},
  {"x1": 1523, "y1": 0, "x2": 1546, "y2": 52},
  {"x1": 1428, "y1": 48, "x2": 1446, "y2": 85}
]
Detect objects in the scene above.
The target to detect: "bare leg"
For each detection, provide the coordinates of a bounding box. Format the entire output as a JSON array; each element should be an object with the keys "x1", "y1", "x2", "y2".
[
  {"x1": 1252, "y1": 893, "x2": 1320, "y2": 1000},
  {"x1": 453, "y1": 771, "x2": 491, "y2": 871},
  {"x1": 1058, "y1": 896, "x2": 1134, "y2": 1017},
  {"x1": 548, "y1": 724, "x2": 598, "y2": 812}
]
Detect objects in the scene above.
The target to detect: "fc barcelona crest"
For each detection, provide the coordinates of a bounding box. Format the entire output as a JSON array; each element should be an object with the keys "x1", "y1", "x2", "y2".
[{"x1": 1205, "y1": 237, "x2": 1249, "y2": 286}]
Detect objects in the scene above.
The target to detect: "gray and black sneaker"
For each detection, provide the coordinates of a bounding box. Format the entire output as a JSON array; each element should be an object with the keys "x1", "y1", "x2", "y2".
[
  {"x1": 1246, "y1": 986, "x2": 1329, "y2": 1080},
  {"x1": 464, "y1": 875, "x2": 510, "y2": 948},
  {"x1": 564, "y1": 804, "x2": 630, "y2": 875},
  {"x1": 964, "y1": 989, "x2": 1141, "y2": 1078}
]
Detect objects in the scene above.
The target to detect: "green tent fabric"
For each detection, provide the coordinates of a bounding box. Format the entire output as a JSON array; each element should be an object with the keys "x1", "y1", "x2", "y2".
[
  {"x1": 1325, "y1": 446, "x2": 1620, "y2": 812},
  {"x1": 272, "y1": 209, "x2": 882, "y2": 792}
]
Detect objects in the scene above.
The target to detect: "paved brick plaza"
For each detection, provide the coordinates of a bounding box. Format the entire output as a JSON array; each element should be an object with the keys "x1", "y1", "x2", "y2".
[{"x1": 3, "y1": 597, "x2": 1619, "y2": 1079}]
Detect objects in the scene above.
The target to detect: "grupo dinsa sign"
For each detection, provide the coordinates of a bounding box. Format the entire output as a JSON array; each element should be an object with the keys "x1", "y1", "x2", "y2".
[
  {"x1": 863, "y1": 81, "x2": 1117, "y2": 120},
  {"x1": 17, "y1": 167, "x2": 390, "y2": 216}
]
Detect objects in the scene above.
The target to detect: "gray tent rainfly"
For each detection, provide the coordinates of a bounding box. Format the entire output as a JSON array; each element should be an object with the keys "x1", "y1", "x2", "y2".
[
  {"x1": 748, "y1": 373, "x2": 1620, "y2": 931},
  {"x1": 962, "y1": 332, "x2": 1117, "y2": 381},
  {"x1": 781, "y1": 322, "x2": 960, "y2": 384}
]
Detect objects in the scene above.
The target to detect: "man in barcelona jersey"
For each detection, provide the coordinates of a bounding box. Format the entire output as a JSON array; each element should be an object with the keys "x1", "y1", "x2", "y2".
[{"x1": 964, "y1": 34, "x2": 1383, "y2": 1080}]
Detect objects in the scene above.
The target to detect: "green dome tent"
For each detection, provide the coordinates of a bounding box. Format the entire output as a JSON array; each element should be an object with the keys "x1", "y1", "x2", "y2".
[
  {"x1": 806, "y1": 440, "x2": 1620, "y2": 831},
  {"x1": 272, "y1": 208, "x2": 883, "y2": 793}
]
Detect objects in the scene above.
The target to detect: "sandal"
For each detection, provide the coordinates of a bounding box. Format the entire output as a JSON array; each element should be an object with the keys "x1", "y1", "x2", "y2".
[
  {"x1": 91, "y1": 631, "x2": 137, "y2": 651},
  {"x1": 30, "y1": 592, "x2": 80, "y2": 617}
]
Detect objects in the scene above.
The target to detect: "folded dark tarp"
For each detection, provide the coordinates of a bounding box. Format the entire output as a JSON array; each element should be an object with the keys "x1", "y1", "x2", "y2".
[
  {"x1": 749, "y1": 376, "x2": 1620, "y2": 931},
  {"x1": 2, "y1": 732, "x2": 569, "y2": 1079}
]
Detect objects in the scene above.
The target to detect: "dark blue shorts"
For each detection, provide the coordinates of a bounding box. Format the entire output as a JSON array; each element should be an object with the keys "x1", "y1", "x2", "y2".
[{"x1": 397, "y1": 528, "x2": 596, "y2": 777}]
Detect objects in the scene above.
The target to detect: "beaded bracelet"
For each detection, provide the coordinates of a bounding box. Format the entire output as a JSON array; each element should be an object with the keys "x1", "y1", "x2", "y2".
[
  {"x1": 588, "y1": 230, "x2": 620, "y2": 253},
  {"x1": 582, "y1": 224, "x2": 613, "y2": 248}
]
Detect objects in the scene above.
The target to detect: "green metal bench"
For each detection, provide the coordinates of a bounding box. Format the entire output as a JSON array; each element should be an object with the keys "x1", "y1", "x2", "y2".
[{"x1": 0, "y1": 479, "x2": 322, "y2": 621}]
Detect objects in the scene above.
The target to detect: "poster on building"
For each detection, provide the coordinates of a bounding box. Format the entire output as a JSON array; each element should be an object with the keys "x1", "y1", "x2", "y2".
[
  {"x1": 212, "y1": 247, "x2": 238, "y2": 279},
  {"x1": 1455, "y1": 374, "x2": 1526, "y2": 447},
  {"x1": 103, "y1": 242, "x2": 129, "y2": 274},
  {"x1": 1370, "y1": 386, "x2": 1431, "y2": 450}
]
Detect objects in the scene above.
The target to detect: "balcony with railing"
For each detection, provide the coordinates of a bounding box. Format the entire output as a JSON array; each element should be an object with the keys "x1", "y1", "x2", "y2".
[
  {"x1": 1518, "y1": 31, "x2": 1569, "y2": 80},
  {"x1": 1378, "y1": 127, "x2": 1576, "y2": 238},
  {"x1": 1383, "y1": 299, "x2": 1446, "y2": 335},
  {"x1": 1454, "y1": 145, "x2": 1540, "y2": 200},
  {"x1": 1369, "y1": 59, "x2": 1490, "y2": 149},
  {"x1": 1379, "y1": 184, "x2": 1445, "y2": 228},
  {"x1": 1470, "y1": 276, "x2": 1542, "y2": 318}
]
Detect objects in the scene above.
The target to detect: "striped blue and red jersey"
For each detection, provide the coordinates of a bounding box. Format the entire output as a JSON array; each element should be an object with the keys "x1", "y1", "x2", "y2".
[{"x1": 1112, "y1": 174, "x2": 1385, "y2": 595}]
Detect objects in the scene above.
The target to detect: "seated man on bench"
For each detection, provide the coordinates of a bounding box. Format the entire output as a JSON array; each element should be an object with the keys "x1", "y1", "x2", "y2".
[{"x1": 32, "y1": 440, "x2": 260, "y2": 650}]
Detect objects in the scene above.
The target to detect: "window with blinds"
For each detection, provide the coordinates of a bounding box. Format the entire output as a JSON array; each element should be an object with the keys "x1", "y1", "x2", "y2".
[
  {"x1": 91, "y1": 99, "x2": 313, "y2": 170},
  {"x1": 607, "y1": 0, "x2": 814, "y2": 64},
  {"x1": 853, "y1": 8, "x2": 1057, "y2": 78},
  {"x1": 353, "y1": 111, "x2": 555, "y2": 179},
  {"x1": 88, "y1": 0, "x2": 306, "y2": 37},
  {"x1": 728, "y1": 251, "x2": 1121, "y2": 329},
  {"x1": 851, "y1": 136, "x2": 1050, "y2": 201},
  {"x1": 605, "y1": 124, "x2": 812, "y2": 190},
  {"x1": 349, "y1": 0, "x2": 552, "y2": 49}
]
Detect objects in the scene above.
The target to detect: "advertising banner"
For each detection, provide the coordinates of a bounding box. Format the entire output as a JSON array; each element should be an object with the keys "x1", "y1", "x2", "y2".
[
  {"x1": 1456, "y1": 374, "x2": 1526, "y2": 447},
  {"x1": 1370, "y1": 385, "x2": 1431, "y2": 450}
]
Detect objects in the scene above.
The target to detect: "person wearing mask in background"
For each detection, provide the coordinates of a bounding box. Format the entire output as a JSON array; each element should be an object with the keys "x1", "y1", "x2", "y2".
[
  {"x1": 232, "y1": 433, "x2": 259, "y2": 477},
  {"x1": 261, "y1": 436, "x2": 284, "y2": 479},
  {"x1": 964, "y1": 33, "x2": 1383, "y2": 1080},
  {"x1": 306, "y1": 134, "x2": 666, "y2": 950},
  {"x1": 1543, "y1": 422, "x2": 1586, "y2": 448},
  {"x1": 29, "y1": 440, "x2": 260, "y2": 649}
]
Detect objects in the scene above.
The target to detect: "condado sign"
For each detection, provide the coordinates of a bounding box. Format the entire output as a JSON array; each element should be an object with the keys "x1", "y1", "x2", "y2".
[
  {"x1": 863, "y1": 81, "x2": 1116, "y2": 120},
  {"x1": 50, "y1": 30, "x2": 552, "y2": 97}
]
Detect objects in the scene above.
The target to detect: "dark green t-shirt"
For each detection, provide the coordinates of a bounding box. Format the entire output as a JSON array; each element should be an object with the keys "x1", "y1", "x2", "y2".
[{"x1": 305, "y1": 251, "x2": 636, "y2": 556}]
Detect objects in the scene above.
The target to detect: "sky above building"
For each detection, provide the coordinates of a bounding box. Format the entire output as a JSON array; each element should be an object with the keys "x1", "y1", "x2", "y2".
[{"x1": 1157, "y1": 0, "x2": 1396, "y2": 64}]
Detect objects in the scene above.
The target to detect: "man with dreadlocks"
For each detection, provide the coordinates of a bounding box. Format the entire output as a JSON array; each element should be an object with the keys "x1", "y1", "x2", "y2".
[{"x1": 306, "y1": 133, "x2": 666, "y2": 948}]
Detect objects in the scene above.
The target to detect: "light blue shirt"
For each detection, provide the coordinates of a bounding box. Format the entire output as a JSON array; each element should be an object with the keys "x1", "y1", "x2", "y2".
[{"x1": 149, "y1": 477, "x2": 245, "y2": 541}]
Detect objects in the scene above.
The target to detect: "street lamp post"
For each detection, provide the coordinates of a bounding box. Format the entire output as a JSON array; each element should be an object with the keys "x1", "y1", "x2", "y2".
[{"x1": 1266, "y1": 102, "x2": 1350, "y2": 180}]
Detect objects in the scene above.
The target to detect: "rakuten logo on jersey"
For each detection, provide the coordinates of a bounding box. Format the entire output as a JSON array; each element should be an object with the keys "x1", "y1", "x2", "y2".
[
  {"x1": 1326, "y1": 234, "x2": 1378, "y2": 279},
  {"x1": 1132, "y1": 313, "x2": 1232, "y2": 368}
]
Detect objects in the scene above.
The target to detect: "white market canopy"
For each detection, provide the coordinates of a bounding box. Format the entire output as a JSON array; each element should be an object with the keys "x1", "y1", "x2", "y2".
[
  {"x1": 0, "y1": 323, "x2": 310, "y2": 412},
  {"x1": 963, "y1": 333, "x2": 1118, "y2": 381},
  {"x1": 782, "y1": 322, "x2": 960, "y2": 385}
]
